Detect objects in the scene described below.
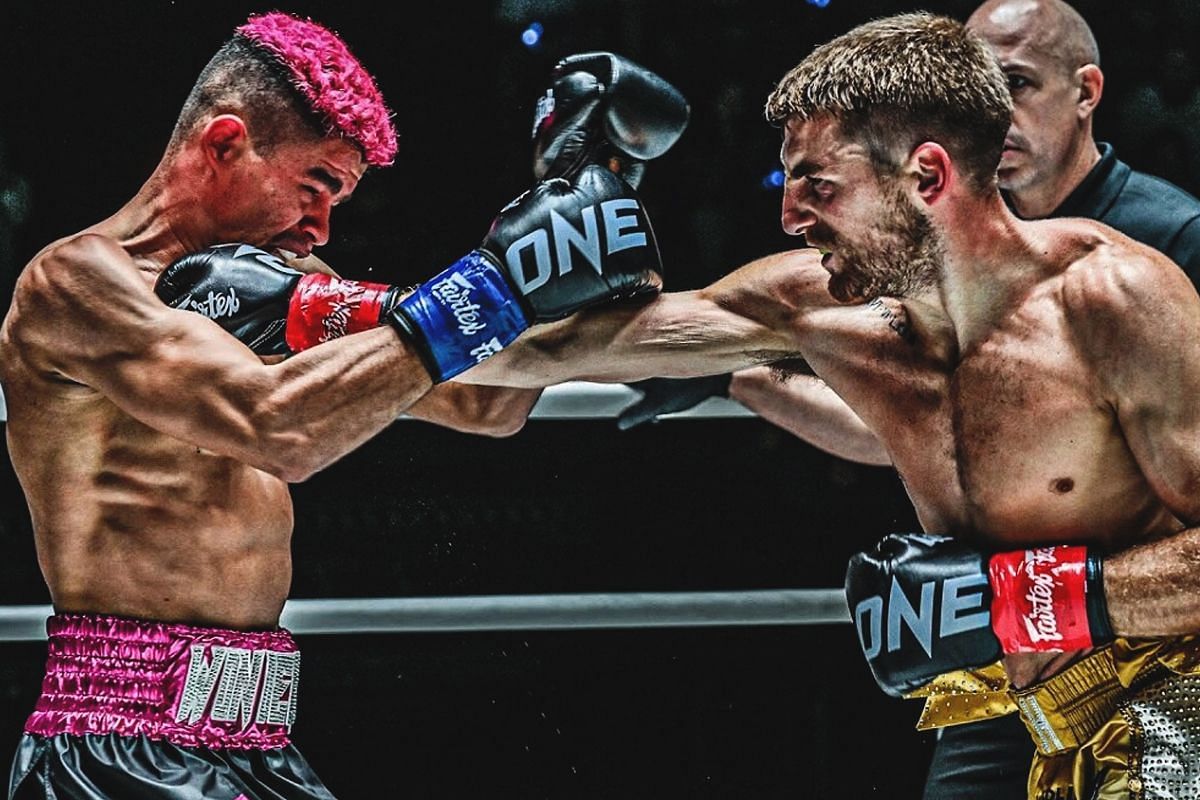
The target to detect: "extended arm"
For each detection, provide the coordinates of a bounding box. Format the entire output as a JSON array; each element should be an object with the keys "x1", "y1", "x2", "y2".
[
  {"x1": 463, "y1": 249, "x2": 842, "y2": 388},
  {"x1": 404, "y1": 382, "x2": 542, "y2": 437}
]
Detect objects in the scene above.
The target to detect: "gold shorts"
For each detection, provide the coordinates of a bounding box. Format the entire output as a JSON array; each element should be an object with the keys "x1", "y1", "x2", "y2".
[{"x1": 910, "y1": 637, "x2": 1200, "y2": 800}]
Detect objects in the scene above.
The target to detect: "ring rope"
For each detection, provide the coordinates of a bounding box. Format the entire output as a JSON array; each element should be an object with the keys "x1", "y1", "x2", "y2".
[
  {"x1": 0, "y1": 589, "x2": 850, "y2": 641},
  {"x1": 0, "y1": 384, "x2": 788, "y2": 641}
]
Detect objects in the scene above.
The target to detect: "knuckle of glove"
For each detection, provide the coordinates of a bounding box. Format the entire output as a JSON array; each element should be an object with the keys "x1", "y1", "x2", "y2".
[{"x1": 154, "y1": 243, "x2": 300, "y2": 356}]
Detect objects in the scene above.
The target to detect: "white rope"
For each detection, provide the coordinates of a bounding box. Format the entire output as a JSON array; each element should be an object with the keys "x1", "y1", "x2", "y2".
[
  {"x1": 0, "y1": 590, "x2": 850, "y2": 640},
  {"x1": 517, "y1": 381, "x2": 756, "y2": 420}
]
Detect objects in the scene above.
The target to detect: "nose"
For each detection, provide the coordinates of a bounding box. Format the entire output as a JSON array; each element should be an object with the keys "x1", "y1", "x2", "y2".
[
  {"x1": 300, "y1": 200, "x2": 332, "y2": 248},
  {"x1": 780, "y1": 183, "x2": 817, "y2": 237}
]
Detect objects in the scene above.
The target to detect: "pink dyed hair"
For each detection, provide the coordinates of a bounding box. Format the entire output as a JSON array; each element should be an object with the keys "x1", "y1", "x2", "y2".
[{"x1": 237, "y1": 11, "x2": 398, "y2": 167}]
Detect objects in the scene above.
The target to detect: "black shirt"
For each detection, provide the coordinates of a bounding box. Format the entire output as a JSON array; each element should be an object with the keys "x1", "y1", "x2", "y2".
[{"x1": 1045, "y1": 142, "x2": 1200, "y2": 285}]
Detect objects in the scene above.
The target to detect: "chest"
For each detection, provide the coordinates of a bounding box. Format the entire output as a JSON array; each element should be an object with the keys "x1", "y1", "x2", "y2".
[{"x1": 876, "y1": 326, "x2": 1153, "y2": 544}]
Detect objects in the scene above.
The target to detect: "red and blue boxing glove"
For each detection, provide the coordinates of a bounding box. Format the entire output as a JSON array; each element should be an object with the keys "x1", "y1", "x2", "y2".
[
  {"x1": 156, "y1": 164, "x2": 661, "y2": 382},
  {"x1": 844, "y1": 533, "x2": 1115, "y2": 697}
]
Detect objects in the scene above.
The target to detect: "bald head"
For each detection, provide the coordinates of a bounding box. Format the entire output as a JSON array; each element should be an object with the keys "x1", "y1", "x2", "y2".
[
  {"x1": 965, "y1": 0, "x2": 1104, "y2": 217},
  {"x1": 968, "y1": 0, "x2": 1099, "y2": 74}
]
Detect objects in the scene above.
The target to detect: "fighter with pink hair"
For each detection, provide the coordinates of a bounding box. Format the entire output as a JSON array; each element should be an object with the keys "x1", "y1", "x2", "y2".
[
  {"x1": 1, "y1": 10, "x2": 670, "y2": 798},
  {"x1": 236, "y1": 11, "x2": 398, "y2": 167}
]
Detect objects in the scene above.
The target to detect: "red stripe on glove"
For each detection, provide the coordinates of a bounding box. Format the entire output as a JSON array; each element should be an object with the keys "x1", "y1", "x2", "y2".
[
  {"x1": 286, "y1": 273, "x2": 393, "y2": 352},
  {"x1": 988, "y1": 545, "x2": 1094, "y2": 653}
]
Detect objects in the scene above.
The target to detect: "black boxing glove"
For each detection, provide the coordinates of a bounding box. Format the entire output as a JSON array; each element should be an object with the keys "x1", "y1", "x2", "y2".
[
  {"x1": 532, "y1": 51, "x2": 690, "y2": 188},
  {"x1": 155, "y1": 244, "x2": 401, "y2": 356},
  {"x1": 388, "y1": 163, "x2": 662, "y2": 382},
  {"x1": 845, "y1": 534, "x2": 1115, "y2": 698},
  {"x1": 845, "y1": 534, "x2": 1000, "y2": 698},
  {"x1": 616, "y1": 375, "x2": 733, "y2": 430}
]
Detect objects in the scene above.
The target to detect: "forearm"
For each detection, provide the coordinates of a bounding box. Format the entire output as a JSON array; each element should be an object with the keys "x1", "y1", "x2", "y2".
[
  {"x1": 1102, "y1": 526, "x2": 1200, "y2": 636},
  {"x1": 461, "y1": 291, "x2": 796, "y2": 388},
  {"x1": 405, "y1": 382, "x2": 542, "y2": 437},
  {"x1": 729, "y1": 367, "x2": 891, "y2": 465},
  {"x1": 238, "y1": 327, "x2": 433, "y2": 480}
]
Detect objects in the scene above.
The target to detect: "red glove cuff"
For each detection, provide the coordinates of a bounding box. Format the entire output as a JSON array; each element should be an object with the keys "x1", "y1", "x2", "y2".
[
  {"x1": 988, "y1": 545, "x2": 1095, "y2": 653},
  {"x1": 286, "y1": 273, "x2": 395, "y2": 352}
]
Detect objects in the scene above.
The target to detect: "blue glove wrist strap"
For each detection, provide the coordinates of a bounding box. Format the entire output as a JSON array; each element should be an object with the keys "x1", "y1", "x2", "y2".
[{"x1": 393, "y1": 251, "x2": 530, "y2": 382}]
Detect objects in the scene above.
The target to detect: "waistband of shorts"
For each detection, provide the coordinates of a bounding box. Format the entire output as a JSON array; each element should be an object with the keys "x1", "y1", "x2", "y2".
[
  {"x1": 1011, "y1": 646, "x2": 1133, "y2": 756},
  {"x1": 25, "y1": 613, "x2": 300, "y2": 750}
]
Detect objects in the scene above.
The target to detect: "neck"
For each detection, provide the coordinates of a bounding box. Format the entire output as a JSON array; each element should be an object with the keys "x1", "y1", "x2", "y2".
[
  {"x1": 932, "y1": 190, "x2": 1043, "y2": 354},
  {"x1": 1009, "y1": 133, "x2": 1101, "y2": 219},
  {"x1": 92, "y1": 151, "x2": 215, "y2": 272}
]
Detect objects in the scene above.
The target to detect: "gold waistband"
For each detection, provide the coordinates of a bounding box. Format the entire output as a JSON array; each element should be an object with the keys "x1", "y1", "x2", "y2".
[{"x1": 909, "y1": 636, "x2": 1200, "y2": 757}]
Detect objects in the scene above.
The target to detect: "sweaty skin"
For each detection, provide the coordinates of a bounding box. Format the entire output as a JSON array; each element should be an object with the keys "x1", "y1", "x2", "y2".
[
  {"x1": 467, "y1": 114, "x2": 1200, "y2": 684},
  {"x1": 0, "y1": 133, "x2": 539, "y2": 631}
]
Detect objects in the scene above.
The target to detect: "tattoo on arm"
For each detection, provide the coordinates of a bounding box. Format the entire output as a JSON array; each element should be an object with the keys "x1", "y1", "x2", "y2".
[{"x1": 867, "y1": 298, "x2": 913, "y2": 342}]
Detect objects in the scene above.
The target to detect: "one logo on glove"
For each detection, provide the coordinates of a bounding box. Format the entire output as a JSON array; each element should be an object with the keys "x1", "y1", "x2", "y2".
[
  {"x1": 182, "y1": 287, "x2": 241, "y2": 320},
  {"x1": 504, "y1": 200, "x2": 648, "y2": 294},
  {"x1": 429, "y1": 272, "x2": 487, "y2": 336},
  {"x1": 854, "y1": 574, "x2": 991, "y2": 660}
]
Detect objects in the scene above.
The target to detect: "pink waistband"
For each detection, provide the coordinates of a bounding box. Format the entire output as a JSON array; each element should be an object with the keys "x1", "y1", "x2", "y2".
[{"x1": 25, "y1": 613, "x2": 300, "y2": 750}]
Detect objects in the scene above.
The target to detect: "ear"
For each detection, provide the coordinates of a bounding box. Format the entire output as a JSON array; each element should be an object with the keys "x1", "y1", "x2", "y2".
[
  {"x1": 906, "y1": 142, "x2": 952, "y2": 207},
  {"x1": 199, "y1": 115, "x2": 250, "y2": 169},
  {"x1": 1076, "y1": 64, "x2": 1103, "y2": 121}
]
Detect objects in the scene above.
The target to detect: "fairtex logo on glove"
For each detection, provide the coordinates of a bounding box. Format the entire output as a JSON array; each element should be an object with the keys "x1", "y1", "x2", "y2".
[
  {"x1": 183, "y1": 287, "x2": 241, "y2": 320},
  {"x1": 429, "y1": 272, "x2": 487, "y2": 336},
  {"x1": 989, "y1": 546, "x2": 1092, "y2": 653}
]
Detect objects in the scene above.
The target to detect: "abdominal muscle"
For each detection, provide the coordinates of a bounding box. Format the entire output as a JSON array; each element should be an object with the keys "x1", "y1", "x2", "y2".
[{"x1": 8, "y1": 391, "x2": 295, "y2": 631}]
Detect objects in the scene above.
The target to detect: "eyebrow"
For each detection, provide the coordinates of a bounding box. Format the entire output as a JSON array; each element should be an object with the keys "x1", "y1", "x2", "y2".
[
  {"x1": 306, "y1": 167, "x2": 344, "y2": 196},
  {"x1": 784, "y1": 158, "x2": 826, "y2": 178}
]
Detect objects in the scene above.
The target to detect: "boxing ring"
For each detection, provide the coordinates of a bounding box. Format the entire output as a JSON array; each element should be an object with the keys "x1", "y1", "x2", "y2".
[{"x1": 0, "y1": 382, "x2": 852, "y2": 641}]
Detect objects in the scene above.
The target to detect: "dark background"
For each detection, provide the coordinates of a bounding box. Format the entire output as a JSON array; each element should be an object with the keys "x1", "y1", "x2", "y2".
[{"x1": 1, "y1": 1, "x2": 1198, "y2": 797}]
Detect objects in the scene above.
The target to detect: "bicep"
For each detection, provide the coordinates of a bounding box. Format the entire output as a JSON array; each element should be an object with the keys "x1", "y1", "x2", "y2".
[{"x1": 1166, "y1": 216, "x2": 1200, "y2": 288}]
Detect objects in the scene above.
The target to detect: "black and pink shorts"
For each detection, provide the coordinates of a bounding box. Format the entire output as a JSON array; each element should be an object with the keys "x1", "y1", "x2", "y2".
[{"x1": 7, "y1": 614, "x2": 335, "y2": 799}]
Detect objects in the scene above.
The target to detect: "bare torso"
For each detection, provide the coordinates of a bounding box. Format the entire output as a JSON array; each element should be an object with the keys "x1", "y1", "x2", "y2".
[
  {"x1": 1, "y1": 237, "x2": 294, "y2": 630},
  {"x1": 805, "y1": 220, "x2": 1184, "y2": 552}
]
